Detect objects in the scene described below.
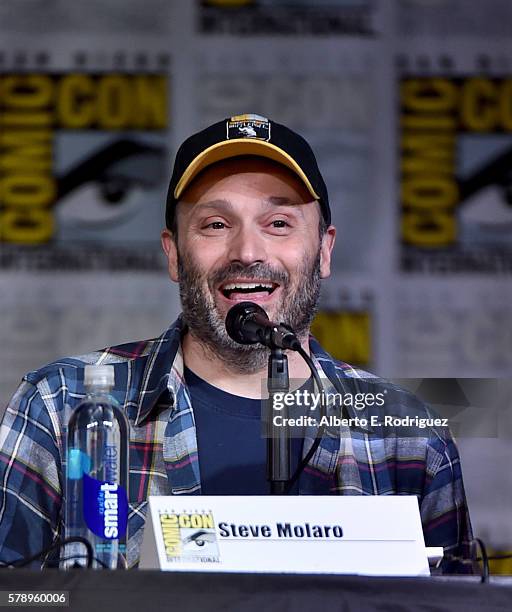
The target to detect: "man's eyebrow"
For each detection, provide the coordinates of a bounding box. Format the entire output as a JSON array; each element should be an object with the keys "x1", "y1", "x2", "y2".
[
  {"x1": 265, "y1": 196, "x2": 298, "y2": 207},
  {"x1": 189, "y1": 199, "x2": 234, "y2": 213},
  {"x1": 264, "y1": 196, "x2": 307, "y2": 218},
  {"x1": 187, "y1": 196, "x2": 306, "y2": 216}
]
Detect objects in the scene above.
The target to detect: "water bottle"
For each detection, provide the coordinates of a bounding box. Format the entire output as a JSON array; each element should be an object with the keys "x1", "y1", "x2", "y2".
[{"x1": 64, "y1": 365, "x2": 129, "y2": 569}]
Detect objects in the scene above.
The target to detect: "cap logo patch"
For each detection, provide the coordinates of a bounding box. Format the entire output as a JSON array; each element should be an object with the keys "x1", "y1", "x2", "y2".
[{"x1": 227, "y1": 114, "x2": 270, "y2": 141}]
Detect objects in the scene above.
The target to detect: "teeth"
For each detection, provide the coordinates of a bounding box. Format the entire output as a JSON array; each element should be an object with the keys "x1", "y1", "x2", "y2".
[{"x1": 223, "y1": 282, "x2": 273, "y2": 290}]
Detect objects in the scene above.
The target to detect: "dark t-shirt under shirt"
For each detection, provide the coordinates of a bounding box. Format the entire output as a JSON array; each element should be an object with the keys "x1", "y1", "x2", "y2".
[{"x1": 184, "y1": 367, "x2": 305, "y2": 495}]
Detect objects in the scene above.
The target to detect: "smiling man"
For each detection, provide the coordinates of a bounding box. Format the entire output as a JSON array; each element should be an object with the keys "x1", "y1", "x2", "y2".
[
  {"x1": 163, "y1": 155, "x2": 332, "y2": 393},
  {"x1": 0, "y1": 114, "x2": 472, "y2": 572}
]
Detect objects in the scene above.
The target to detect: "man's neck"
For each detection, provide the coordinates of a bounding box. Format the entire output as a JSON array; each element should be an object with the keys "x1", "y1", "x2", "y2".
[{"x1": 182, "y1": 331, "x2": 313, "y2": 398}]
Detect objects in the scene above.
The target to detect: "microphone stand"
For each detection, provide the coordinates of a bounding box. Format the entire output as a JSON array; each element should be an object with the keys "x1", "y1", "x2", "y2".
[{"x1": 266, "y1": 347, "x2": 291, "y2": 495}]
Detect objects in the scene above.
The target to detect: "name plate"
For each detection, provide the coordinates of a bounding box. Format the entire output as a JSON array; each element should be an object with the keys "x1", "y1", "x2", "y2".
[{"x1": 139, "y1": 495, "x2": 429, "y2": 576}]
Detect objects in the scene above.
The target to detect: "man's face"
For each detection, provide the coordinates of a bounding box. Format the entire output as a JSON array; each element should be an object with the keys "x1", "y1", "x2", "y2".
[{"x1": 161, "y1": 157, "x2": 336, "y2": 373}]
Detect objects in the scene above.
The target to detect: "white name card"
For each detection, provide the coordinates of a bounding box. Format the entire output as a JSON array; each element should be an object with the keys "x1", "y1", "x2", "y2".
[{"x1": 139, "y1": 495, "x2": 430, "y2": 576}]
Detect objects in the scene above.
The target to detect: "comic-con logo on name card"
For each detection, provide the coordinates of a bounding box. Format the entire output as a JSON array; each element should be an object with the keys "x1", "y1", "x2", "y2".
[
  {"x1": 399, "y1": 61, "x2": 512, "y2": 274},
  {"x1": 158, "y1": 510, "x2": 220, "y2": 563},
  {"x1": 0, "y1": 53, "x2": 169, "y2": 270}
]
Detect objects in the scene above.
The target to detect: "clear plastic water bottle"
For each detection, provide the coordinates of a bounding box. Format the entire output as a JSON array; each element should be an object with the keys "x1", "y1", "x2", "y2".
[{"x1": 64, "y1": 365, "x2": 129, "y2": 569}]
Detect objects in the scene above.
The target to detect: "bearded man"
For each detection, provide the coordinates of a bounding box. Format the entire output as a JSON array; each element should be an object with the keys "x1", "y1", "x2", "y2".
[{"x1": 0, "y1": 115, "x2": 472, "y2": 572}]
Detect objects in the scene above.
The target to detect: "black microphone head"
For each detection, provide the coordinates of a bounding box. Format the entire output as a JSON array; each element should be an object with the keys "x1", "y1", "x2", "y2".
[{"x1": 225, "y1": 302, "x2": 269, "y2": 345}]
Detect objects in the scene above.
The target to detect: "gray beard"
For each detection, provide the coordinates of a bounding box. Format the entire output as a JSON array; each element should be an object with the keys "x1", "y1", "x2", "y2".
[{"x1": 177, "y1": 252, "x2": 321, "y2": 374}]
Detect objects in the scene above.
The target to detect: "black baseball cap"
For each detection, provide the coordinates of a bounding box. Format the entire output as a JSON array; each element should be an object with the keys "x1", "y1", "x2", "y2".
[{"x1": 165, "y1": 114, "x2": 331, "y2": 228}]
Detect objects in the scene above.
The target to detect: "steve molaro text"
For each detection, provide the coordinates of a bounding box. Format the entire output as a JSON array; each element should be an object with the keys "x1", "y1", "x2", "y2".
[{"x1": 218, "y1": 522, "x2": 343, "y2": 539}]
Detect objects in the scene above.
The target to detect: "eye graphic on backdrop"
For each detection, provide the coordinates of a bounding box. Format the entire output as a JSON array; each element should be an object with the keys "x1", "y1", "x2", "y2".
[
  {"x1": 458, "y1": 144, "x2": 512, "y2": 244},
  {"x1": 55, "y1": 139, "x2": 166, "y2": 229}
]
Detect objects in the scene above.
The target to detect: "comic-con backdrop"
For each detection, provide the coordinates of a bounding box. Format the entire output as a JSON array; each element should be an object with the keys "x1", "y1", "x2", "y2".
[{"x1": 0, "y1": 0, "x2": 511, "y2": 570}]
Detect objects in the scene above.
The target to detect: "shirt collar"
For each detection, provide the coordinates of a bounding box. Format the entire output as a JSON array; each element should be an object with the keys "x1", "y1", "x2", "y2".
[
  {"x1": 135, "y1": 315, "x2": 373, "y2": 433},
  {"x1": 134, "y1": 315, "x2": 186, "y2": 426}
]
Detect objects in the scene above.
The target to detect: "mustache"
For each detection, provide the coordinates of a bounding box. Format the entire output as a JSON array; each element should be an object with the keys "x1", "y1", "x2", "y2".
[{"x1": 208, "y1": 262, "x2": 289, "y2": 289}]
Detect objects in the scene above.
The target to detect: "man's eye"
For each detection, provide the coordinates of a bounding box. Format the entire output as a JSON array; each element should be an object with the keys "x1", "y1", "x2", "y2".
[
  {"x1": 206, "y1": 221, "x2": 226, "y2": 230},
  {"x1": 271, "y1": 220, "x2": 289, "y2": 228}
]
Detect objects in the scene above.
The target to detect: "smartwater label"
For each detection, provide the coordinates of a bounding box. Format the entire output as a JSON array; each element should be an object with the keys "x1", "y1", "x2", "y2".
[{"x1": 83, "y1": 474, "x2": 128, "y2": 539}]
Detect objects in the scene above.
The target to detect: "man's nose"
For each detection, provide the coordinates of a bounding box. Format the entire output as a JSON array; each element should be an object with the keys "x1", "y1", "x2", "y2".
[{"x1": 227, "y1": 224, "x2": 266, "y2": 265}]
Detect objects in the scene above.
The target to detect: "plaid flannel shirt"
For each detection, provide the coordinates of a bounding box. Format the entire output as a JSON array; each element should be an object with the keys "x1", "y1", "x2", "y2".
[{"x1": 0, "y1": 316, "x2": 473, "y2": 572}]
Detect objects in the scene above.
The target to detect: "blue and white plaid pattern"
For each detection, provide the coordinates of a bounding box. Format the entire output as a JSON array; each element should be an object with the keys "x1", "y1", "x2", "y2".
[{"x1": 0, "y1": 316, "x2": 473, "y2": 571}]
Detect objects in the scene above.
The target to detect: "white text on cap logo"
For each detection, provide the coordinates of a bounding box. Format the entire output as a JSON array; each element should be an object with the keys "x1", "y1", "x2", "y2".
[{"x1": 227, "y1": 114, "x2": 271, "y2": 141}]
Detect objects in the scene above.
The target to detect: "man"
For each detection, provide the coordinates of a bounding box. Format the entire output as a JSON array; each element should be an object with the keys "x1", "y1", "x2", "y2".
[{"x1": 0, "y1": 114, "x2": 472, "y2": 572}]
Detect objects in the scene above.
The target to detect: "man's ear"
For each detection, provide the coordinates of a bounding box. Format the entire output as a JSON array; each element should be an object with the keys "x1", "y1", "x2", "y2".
[
  {"x1": 161, "y1": 229, "x2": 179, "y2": 282},
  {"x1": 319, "y1": 225, "x2": 336, "y2": 279}
]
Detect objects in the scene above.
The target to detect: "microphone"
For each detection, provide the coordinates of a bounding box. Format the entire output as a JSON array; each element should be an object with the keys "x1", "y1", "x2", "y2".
[{"x1": 225, "y1": 302, "x2": 301, "y2": 351}]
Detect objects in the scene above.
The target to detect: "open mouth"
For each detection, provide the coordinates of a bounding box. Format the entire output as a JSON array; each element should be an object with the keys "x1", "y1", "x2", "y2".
[{"x1": 219, "y1": 281, "x2": 279, "y2": 300}]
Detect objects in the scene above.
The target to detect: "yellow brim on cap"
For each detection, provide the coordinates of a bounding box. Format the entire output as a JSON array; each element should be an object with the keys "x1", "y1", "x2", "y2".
[{"x1": 174, "y1": 139, "x2": 321, "y2": 201}]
